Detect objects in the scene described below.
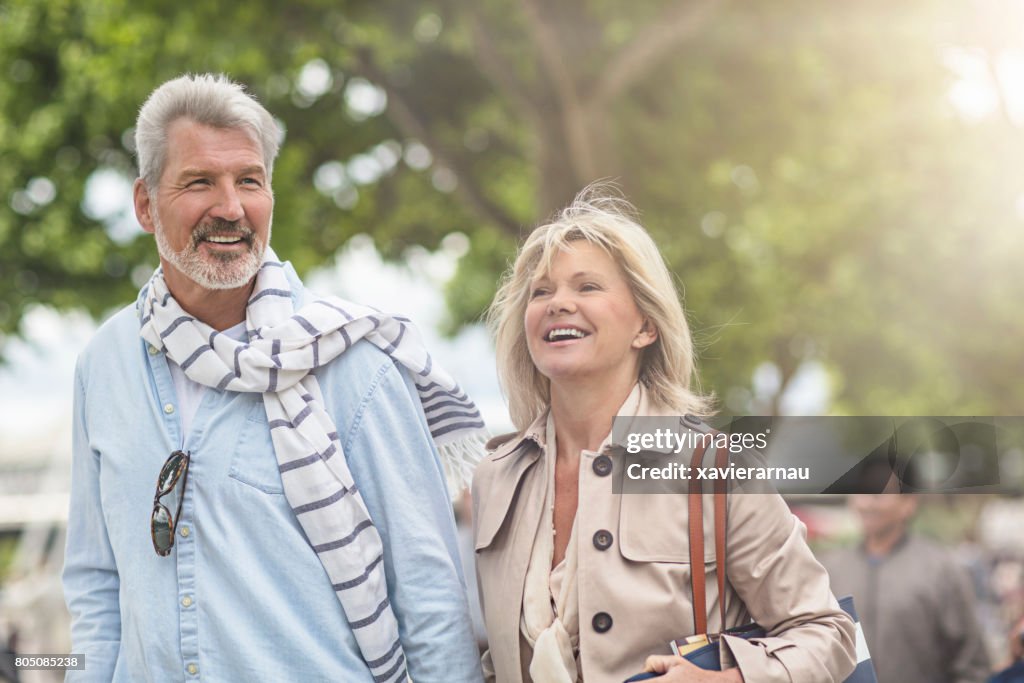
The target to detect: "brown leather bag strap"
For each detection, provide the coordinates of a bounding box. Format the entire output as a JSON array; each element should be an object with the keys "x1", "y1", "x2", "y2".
[
  {"x1": 714, "y1": 444, "x2": 729, "y2": 631},
  {"x1": 688, "y1": 440, "x2": 710, "y2": 635},
  {"x1": 690, "y1": 439, "x2": 731, "y2": 637}
]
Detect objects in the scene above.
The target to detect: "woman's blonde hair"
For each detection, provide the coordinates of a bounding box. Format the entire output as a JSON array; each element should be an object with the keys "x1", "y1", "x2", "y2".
[{"x1": 488, "y1": 183, "x2": 712, "y2": 430}]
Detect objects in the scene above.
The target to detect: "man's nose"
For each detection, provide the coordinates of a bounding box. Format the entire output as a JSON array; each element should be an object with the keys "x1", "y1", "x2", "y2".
[{"x1": 208, "y1": 183, "x2": 245, "y2": 222}]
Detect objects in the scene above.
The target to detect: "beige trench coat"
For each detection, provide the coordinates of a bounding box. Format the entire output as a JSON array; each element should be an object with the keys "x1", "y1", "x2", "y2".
[{"x1": 472, "y1": 392, "x2": 857, "y2": 683}]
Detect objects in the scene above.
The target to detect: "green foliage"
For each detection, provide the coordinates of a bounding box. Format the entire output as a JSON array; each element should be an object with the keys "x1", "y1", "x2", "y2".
[
  {"x1": 0, "y1": 534, "x2": 17, "y2": 582},
  {"x1": 2, "y1": 0, "x2": 1023, "y2": 413}
]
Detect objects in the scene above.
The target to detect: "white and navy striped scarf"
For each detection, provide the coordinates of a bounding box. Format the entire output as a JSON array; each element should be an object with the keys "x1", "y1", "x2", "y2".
[{"x1": 138, "y1": 248, "x2": 486, "y2": 683}]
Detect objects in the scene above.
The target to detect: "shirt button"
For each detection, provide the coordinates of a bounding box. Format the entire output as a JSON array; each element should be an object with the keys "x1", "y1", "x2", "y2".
[
  {"x1": 593, "y1": 529, "x2": 613, "y2": 551},
  {"x1": 592, "y1": 455, "x2": 612, "y2": 477},
  {"x1": 164, "y1": 403, "x2": 175, "y2": 414},
  {"x1": 147, "y1": 344, "x2": 159, "y2": 355},
  {"x1": 186, "y1": 663, "x2": 198, "y2": 675},
  {"x1": 180, "y1": 525, "x2": 190, "y2": 538},
  {"x1": 181, "y1": 596, "x2": 193, "y2": 608},
  {"x1": 592, "y1": 612, "x2": 613, "y2": 633}
]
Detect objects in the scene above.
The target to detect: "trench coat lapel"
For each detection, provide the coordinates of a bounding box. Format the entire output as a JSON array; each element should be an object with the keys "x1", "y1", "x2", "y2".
[{"x1": 475, "y1": 413, "x2": 549, "y2": 682}]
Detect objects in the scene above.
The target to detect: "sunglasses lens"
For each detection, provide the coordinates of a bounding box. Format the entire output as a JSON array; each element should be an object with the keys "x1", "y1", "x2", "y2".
[
  {"x1": 157, "y1": 451, "x2": 188, "y2": 496},
  {"x1": 151, "y1": 503, "x2": 173, "y2": 556},
  {"x1": 152, "y1": 450, "x2": 190, "y2": 557}
]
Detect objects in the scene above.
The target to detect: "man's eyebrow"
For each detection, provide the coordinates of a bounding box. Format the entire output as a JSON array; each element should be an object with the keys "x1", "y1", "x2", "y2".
[
  {"x1": 236, "y1": 165, "x2": 266, "y2": 177},
  {"x1": 173, "y1": 165, "x2": 267, "y2": 181},
  {"x1": 175, "y1": 168, "x2": 209, "y2": 180}
]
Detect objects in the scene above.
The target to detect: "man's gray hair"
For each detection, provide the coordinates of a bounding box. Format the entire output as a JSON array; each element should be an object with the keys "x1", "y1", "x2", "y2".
[{"x1": 135, "y1": 73, "x2": 281, "y2": 190}]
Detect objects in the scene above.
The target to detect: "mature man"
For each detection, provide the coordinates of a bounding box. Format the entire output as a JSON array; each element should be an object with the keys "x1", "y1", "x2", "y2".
[
  {"x1": 63, "y1": 74, "x2": 485, "y2": 682},
  {"x1": 823, "y1": 491, "x2": 991, "y2": 683}
]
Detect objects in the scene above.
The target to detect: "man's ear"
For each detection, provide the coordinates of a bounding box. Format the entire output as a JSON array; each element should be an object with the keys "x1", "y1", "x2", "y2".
[
  {"x1": 134, "y1": 178, "x2": 156, "y2": 234},
  {"x1": 632, "y1": 318, "x2": 658, "y2": 350}
]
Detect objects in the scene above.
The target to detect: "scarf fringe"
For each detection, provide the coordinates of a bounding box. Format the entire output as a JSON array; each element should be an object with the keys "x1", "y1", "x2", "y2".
[{"x1": 438, "y1": 433, "x2": 488, "y2": 495}]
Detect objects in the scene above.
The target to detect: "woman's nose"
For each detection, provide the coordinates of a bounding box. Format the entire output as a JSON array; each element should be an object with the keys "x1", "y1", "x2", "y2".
[{"x1": 546, "y1": 289, "x2": 577, "y2": 315}]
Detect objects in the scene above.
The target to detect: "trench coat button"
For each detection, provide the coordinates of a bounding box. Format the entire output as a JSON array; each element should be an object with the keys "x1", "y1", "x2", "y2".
[
  {"x1": 684, "y1": 413, "x2": 701, "y2": 426},
  {"x1": 593, "y1": 529, "x2": 613, "y2": 550},
  {"x1": 592, "y1": 455, "x2": 612, "y2": 477},
  {"x1": 592, "y1": 612, "x2": 613, "y2": 633}
]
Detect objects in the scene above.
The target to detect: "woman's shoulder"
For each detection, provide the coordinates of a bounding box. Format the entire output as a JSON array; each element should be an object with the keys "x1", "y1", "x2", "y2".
[
  {"x1": 485, "y1": 431, "x2": 521, "y2": 452},
  {"x1": 473, "y1": 431, "x2": 520, "y2": 486},
  {"x1": 472, "y1": 425, "x2": 543, "y2": 495},
  {"x1": 481, "y1": 411, "x2": 547, "y2": 463}
]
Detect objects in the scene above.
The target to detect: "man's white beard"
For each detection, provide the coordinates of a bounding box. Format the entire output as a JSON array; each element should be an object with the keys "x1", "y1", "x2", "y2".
[{"x1": 153, "y1": 210, "x2": 270, "y2": 290}]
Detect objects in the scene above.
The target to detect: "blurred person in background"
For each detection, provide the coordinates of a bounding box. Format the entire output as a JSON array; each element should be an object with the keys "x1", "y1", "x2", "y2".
[
  {"x1": 988, "y1": 616, "x2": 1024, "y2": 683},
  {"x1": 823, "y1": 489, "x2": 990, "y2": 683},
  {"x1": 62, "y1": 73, "x2": 483, "y2": 682},
  {"x1": 0, "y1": 619, "x2": 18, "y2": 682}
]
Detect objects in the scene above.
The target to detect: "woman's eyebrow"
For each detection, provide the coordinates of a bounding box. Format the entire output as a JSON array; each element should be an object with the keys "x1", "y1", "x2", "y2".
[
  {"x1": 531, "y1": 270, "x2": 605, "y2": 283},
  {"x1": 569, "y1": 271, "x2": 604, "y2": 280}
]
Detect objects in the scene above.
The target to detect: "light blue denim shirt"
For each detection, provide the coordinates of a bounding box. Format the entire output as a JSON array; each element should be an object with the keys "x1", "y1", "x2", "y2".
[{"x1": 63, "y1": 269, "x2": 484, "y2": 682}]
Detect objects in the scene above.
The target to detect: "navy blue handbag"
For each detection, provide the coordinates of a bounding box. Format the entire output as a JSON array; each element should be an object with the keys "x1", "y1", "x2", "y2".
[
  {"x1": 623, "y1": 595, "x2": 875, "y2": 681},
  {"x1": 623, "y1": 443, "x2": 878, "y2": 683}
]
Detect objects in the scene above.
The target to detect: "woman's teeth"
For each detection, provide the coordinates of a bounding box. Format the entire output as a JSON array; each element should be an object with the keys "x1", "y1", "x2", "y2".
[{"x1": 547, "y1": 328, "x2": 587, "y2": 342}]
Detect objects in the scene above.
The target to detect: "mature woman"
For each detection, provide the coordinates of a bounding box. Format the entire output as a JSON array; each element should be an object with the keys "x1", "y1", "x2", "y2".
[{"x1": 473, "y1": 187, "x2": 857, "y2": 683}]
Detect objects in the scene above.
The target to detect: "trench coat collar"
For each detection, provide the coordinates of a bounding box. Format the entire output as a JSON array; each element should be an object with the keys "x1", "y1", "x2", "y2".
[
  {"x1": 488, "y1": 411, "x2": 547, "y2": 461},
  {"x1": 488, "y1": 382, "x2": 679, "y2": 462}
]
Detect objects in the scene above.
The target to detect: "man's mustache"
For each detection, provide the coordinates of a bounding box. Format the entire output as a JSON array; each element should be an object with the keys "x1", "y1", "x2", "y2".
[{"x1": 189, "y1": 220, "x2": 255, "y2": 247}]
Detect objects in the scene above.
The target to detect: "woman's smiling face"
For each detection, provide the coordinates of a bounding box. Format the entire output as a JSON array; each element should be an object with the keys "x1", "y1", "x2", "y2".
[{"x1": 524, "y1": 241, "x2": 657, "y2": 388}]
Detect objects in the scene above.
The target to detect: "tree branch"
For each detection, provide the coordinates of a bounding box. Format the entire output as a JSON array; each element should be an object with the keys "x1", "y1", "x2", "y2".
[
  {"x1": 518, "y1": 0, "x2": 599, "y2": 182},
  {"x1": 353, "y1": 48, "x2": 521, "y2": 237},
  {"x1": 592, "y1": 0, "x2": 725, "y2": 107},
  {"x1": 467, "y1": 12, "x2": 542, "y2": 126}
]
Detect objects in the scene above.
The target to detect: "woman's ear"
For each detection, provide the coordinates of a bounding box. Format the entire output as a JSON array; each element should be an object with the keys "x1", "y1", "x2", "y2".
[{"x1": 632, "y1": 318, "x2": 658, "y2": 349}]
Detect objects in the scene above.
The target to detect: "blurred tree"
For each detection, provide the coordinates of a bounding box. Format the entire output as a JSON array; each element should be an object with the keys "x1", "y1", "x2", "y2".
[{"x1": 1, "y1": 0, "x2": 1023, "y2": 413}]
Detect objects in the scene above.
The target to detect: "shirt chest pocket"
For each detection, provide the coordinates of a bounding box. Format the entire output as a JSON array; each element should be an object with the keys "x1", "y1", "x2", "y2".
[{"x1": 228, "y1": 401, "x2": 286, "y2": 495}]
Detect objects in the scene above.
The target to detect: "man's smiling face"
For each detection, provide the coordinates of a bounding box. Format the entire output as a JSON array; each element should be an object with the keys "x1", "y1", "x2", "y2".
[{"x1": 140, "y1": 118, "x2": 273, "y2": 291}]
